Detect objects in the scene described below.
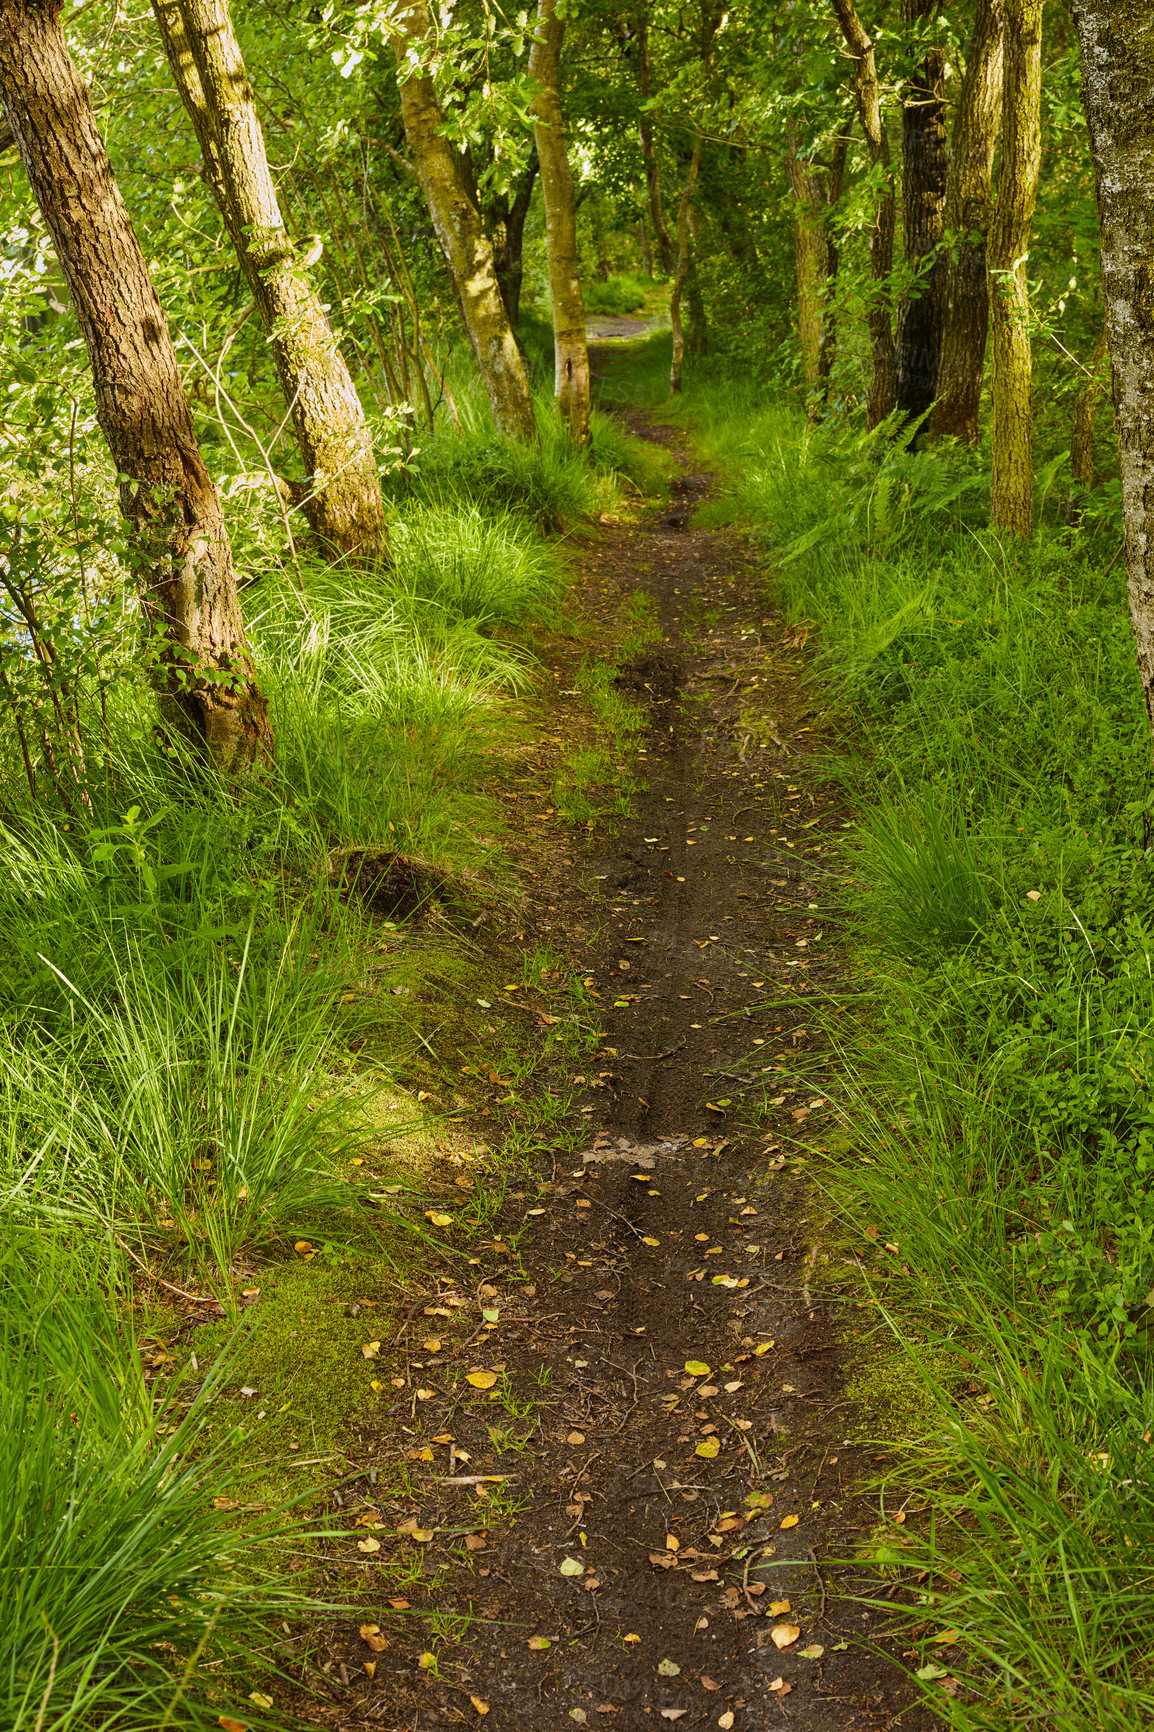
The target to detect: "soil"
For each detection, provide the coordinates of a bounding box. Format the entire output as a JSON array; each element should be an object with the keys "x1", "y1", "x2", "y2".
[{"x1": 294, "y1": 383, "x2": 942, "y2": 1730}]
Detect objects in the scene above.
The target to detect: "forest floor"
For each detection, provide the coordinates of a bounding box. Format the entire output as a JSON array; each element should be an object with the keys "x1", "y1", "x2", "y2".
[{"x1": 277, "y1": 361, "x2": 943, "y2": 1731}]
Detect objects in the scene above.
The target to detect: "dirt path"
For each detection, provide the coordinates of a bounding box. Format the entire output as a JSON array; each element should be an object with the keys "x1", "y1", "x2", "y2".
[{"x1": 320, "y1": 407, "x2": 938, "y2": 1731}]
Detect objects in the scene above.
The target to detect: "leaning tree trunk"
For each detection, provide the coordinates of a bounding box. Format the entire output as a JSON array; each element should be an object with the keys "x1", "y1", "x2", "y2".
[
  {"x1": 831, "y1": 0, "x2": 896, "y2": 425},
  {"x1": 636, "y1": 14, "x2": 676, "y2": 275},
  {"x1": 529, "y1": 0, "x2": 591, "y2": 445},
  {"x1": 152, "y1": 0, "x2": 387, "y2": 558},
  {"x1": 669, "y1": 136, "x2": 702, "y2": 395},
  {"x1": 1072, "y1": 0, "x2": 1154, "y2": 743},
  {"x1": 0, "y1": 0, "x2": 271, "y2": 770},
  {"x1": 988, "y1": 0, "x2": 1043, "y2": 537},
  {"x1": 930, "y1": 0, "x2": 1004, "y2": 443},
  {"x1": 388, "y1": 0, "x2": 536, "y2": 443},
  {"x1": 894, "y1": 0, "x2": 948, "y2": 428}
]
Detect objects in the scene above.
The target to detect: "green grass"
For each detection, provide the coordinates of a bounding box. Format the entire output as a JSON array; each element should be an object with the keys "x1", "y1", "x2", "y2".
[
  {"x1": 667, "y1": 367, "x2": 1154, "y2": 1727},
  {"x1": 0, "y1": 1223, "x2": 315, "y2": 1730}
]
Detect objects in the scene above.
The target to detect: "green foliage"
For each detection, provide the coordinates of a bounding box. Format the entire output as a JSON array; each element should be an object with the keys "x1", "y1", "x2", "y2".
[{"x1": 583, "y1": 272, "x2": 651, "y2": 316}]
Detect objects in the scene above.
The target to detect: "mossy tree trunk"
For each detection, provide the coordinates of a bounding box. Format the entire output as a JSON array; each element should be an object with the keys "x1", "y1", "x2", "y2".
[
  {"x1": 529, "y1": 0, "x2": 591, "y2": 444},
  {"x1": 669, "y1": 135, "x2": 701, "y2": 395},
  {"x1": 388, "y1": 0, "x2": 536, "y2": 444},
  {"x1": 152, "y1": 0, "x2": 387, "y2": 560},
  {"x1": 894, "y1": 0, "x2": 948, "y2": 428},
  {"x1": 831, "y1": 0, "x2": 896, "y2": 425},
  {"x1": 930, "y1": 0, "x2": 1004, "y2": 443},
  {"x1": 785, "y1": 132, "x2": 848, "y2": 415},
  {"x1": 1073, "y1": 0, "x2": 1154, "y2": 743},
  {"x1": 0, "y1": 0, "x2": 272, "y2": 770},
  {"x1": 988, "y1": 0, "x2": 1043, "y2": 536}
]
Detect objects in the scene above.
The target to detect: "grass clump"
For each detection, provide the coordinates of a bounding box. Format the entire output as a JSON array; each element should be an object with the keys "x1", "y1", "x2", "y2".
[{"x1": 0, "y1": 1224, "x2": 310, "y2": 1730}]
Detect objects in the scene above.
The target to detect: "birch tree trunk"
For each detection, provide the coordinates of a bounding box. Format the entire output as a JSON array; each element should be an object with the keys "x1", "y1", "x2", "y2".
[
  {"x1": 0, "y1": 0, "x2": 272, "y2": 771},
  {"x1": 831, "y1": 0, "x2": 896, "y2": 425},
  {"x1": 930, "y1": 0, "x2": 1004, "y2": 443},
  {"x1": 152, "y1": 0, "x2": 387, "y2": 559},
  {"x1": 388, "y1": 0, "x2": 536, "y2": 443},
  {"x1": 529, "y1": 0, "x2": 591, "y2": 444},
  {"x1": 988, "y1": 0, "x2": 1043, "y2": 536},
  {"x1": 1072, "y1": 0, "x2": 1154, "y2": 741},
  {"x1": 894, "y1": 0, "x2": 948, "y2": 428}
]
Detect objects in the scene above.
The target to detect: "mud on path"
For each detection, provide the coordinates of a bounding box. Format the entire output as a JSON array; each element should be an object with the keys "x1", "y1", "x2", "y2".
[{"x1": 311, "y1": 409, "x2": 940, "y2": 1731}]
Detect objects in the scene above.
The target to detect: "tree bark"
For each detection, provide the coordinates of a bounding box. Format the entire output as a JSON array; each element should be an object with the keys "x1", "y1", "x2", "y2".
[
  {"x1": 152, "y1": 0, "x2": 387, "y2": 559},
  {"x1": 831, "y1": 0, "x2": 896, "y2": 425},
  {"x1": 0, "y1": 0, "x2": 271, "y2": 771},
  {"x1": 388, "y1": 0, "x2": 536, "y2": 443},
  {"x1": 489, "y1": 145, "x2": 538, "y2": 328},
  {"x1": 988, "y1": 0, "x2": 1043, "y2": 536},
  {"x1": 669, "y1": 135, "x2": 701, "y2": 395},
  {"x1": 638, "y1": 215, "x2": 653, "y2": 277},
  {"x1": 529, "y1": 0, "x2": 591, "y2": 444},
  {"x1": 894, "y1": 0, "x2": 948, "y2": 429},
  {"x1": 636, "y1": 13, "x2": 675, "y2": 275},
  {"x1": 1072, "y1": 0, "x2": 1154, "y2": 742},
  {"x1": 784, "y1": 133, "x2": 847, "y2": 412},
  {"x1": 930, "y1": 0, "x2": 1004, "y2": 443}
]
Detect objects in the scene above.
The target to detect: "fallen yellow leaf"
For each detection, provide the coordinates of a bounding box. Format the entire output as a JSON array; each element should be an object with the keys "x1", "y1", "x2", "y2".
[
  {"x1": 360, "y1": 1341, "x2": 381, "y2": 1359},
  {"x1": 769, "y1": 1599, "x2": 791, "y2": 1615},
  {"x1": 423, "y1": 1338, "x2": 442, "y2": 1353},
  {"x1": 771, "y1": 1624, "x2": 800, "y2": 1649},
  {"x1": 528, "y1": 1635, "x2": 552, "y2": 1650},
  {"x1": 684, "y1": 1360, "x2": 711, "y2": 1377},
  {"x1": 666, "y1": 1533, "x2": 680, "y2": 1551},
  {"x1": 470, "y1": 1699, "x2": 490, "y2": 1717},
  {"x1": 933, "y1": 1629, "x2": 961, "y2": 1644},
  {"x1": 248, "y1": 1696, "x2": 273, "y2": 1711},
  {"x1": 641, "y1": 1236, "x2": 660, "y2": 1247},
  {"x1": 696, "y1": 1437, "x2": 721, "y2": 1459},
  {"x1": 466, "y1": 1370, "x2": 498, "y2": 1390},
  {"x1": 356, "y1": 1537, "x2": 381, "y2": 1554},
  {"x1": 425, "y1": 1210, "x2": 454, "y2": 1227},
  {"x1": 780, "y1": 1514, "x2": 799, "y2": 1529}
]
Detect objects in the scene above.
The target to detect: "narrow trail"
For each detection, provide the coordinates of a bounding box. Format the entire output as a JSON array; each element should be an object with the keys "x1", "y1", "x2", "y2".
[{"x1": 341, "y1": 399, "x2": 938, "y2": 1731}]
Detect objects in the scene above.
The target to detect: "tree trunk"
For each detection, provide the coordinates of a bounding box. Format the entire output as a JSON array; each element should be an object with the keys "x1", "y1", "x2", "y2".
[
  {"x1": 1069, "y1": 318, "x2": 1109, "y2": 493},
  {"x1": 0, "y1": 0, "x2": 271, "y2": 771},
  {"x1": 638, "y1": 216, "x2": 653, "y2": 277},
  {"x1": 894, "y1": 0, "x2": 948, "y2": 429},
  {"x1": 784, "y1": 133, "x2": 847, "y2": 412},
  {"x1": 490, "y1": 145, "x2": 538, "y2": 328},
  {"x1": 388, "y1": 0, "x2": 536, "y2": 443},
  {"x1": 529, "y1": 0, "x2": 591, "y2": 444},
  {"x1": 930, "y1": 0, "x2": 1004, "y2": 443},
  {"x1": 669, "y1": 136, "x2": 702, "y2": 395},
  {"x1": 831, "y1": 0, "x2": 896, "y2": 425},
  {"x1": 636, "y1": 14, "x2": 675, "y2": 275},
  {"x1": 152, "y1": 0, "x2": 387, "y2": 559},
  {"x1": 1072, "y1": 0, "x2": 1154, "y2": 741},
  {"x1": 988, "y1": 0, "x2": 1043, "y2": 536}
]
